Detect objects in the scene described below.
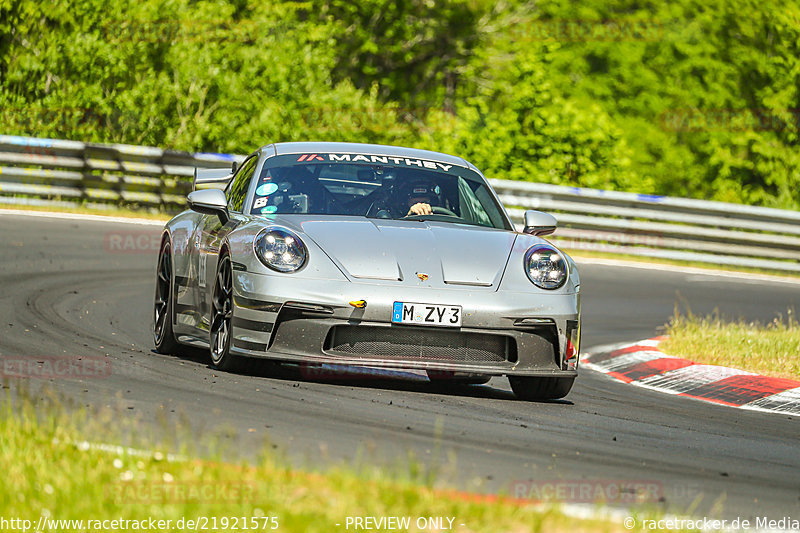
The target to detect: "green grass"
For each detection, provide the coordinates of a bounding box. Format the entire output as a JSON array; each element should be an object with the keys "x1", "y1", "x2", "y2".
[
  {"x1": 661, "y1": 309, "x2": 800, "y2": 380},
  {"x1": 0, "y1": 387, "x2": 672, "y2": 533}
]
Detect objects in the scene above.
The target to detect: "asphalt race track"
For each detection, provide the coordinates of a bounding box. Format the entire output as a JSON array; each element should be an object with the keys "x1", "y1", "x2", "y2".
[{"x1": 1, "y1": 212, "x2": 799, "y2": 521}]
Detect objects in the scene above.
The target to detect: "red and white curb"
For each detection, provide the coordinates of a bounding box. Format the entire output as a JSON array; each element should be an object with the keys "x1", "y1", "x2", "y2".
[{"x1": 583, "y1": 337, "x2": 800, "y2": 416}]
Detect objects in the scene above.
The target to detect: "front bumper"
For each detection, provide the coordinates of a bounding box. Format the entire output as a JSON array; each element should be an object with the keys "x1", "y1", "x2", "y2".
[{"x1": 229, "y1": 272, "x2": 580, "y2": 377}]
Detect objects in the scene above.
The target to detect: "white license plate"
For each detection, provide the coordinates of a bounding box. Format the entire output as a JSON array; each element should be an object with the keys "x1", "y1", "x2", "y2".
[{"x1": 391, "y1": 302, "x2": 462, "y2": 327}]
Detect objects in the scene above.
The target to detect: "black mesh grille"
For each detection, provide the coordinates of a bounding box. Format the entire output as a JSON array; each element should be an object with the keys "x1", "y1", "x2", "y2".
[{"x1": 325, "y1": 326, "x2": 512, "y2": 364}]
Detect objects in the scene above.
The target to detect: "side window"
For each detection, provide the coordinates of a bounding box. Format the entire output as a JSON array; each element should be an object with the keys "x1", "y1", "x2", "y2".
[
  {"x1": 457, "y1": 177, "x2": 493, "y2": 227},
  {"x1": 227, "y1": 156, "x2": 258, "y2": 212}
]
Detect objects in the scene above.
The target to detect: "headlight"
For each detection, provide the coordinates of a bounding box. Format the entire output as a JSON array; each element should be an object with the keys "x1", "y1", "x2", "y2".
[
  {"x1": 524, "y1": 245, "x2": 567, "y2": 289},
  {"x1": 254, "y1": 227, "x2": 307, "y2": 273}
]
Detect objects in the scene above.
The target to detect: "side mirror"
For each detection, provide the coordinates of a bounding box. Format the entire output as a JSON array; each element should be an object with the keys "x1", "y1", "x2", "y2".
[
  {"x1": 522, "y1": 210, "x2": 557, "y2": 236},
  {"x1": 188, "y1": 189, "x2": 229, "y2": 224},
  {"x1": 193, "y1": 167, "x2": 234, "y2": 191},
  {"x1": 231, "y1": 161, "x2": 238, "y2": 174}
]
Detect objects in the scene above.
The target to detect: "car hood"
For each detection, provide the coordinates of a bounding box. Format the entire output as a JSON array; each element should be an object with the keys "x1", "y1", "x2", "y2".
[{"x1": 297, "y1": 218, "x2": 517, "y2": 288}]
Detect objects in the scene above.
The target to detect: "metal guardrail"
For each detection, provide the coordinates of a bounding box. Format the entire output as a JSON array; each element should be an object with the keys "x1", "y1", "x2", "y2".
[
  {"x1": 494, "y1": 181, "x2": 800, "y2": 273},
  {"x1": 1, "y1": 134, "x2": 798, "y2": 273},
  {"x1": 0, "y1": 135, "x2": 244, "y2": 209}
]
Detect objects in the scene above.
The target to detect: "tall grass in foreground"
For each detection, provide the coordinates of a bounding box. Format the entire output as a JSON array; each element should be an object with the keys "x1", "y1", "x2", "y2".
[
  {"x1": 0, "y1": 386, "x2": 656, "y2": 532},
  {"x1": 661, "y1": 309, "x2": 800, "y2": 379}
]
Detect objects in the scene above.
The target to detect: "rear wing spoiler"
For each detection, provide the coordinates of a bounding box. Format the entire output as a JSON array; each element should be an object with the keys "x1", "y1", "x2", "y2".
[{"x1": 193, "y1": 168, "x2": 233, "y2": 191}]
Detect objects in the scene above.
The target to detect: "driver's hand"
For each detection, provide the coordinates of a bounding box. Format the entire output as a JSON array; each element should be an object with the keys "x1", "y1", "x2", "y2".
[{"x1": 407, "y1": 202, "x2": 432, "y2": 216}]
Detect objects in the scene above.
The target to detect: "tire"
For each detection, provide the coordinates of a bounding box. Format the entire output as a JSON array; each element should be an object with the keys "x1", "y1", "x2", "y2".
[
  {"x1": 154, "y1": 239, "x2": 181, "y2": 354},
  {"x1": 508, "y1": 376, "x2": 575, "y2": 401},
  {"x1": 209, "y1": 251, "x2": 242, "y2": 371},
  {"x1": 427, "y1": 370, "x2": 491, "y2": 385}
]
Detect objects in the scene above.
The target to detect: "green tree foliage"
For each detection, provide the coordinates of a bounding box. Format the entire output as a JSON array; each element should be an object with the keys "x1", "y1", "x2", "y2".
[
  {"x1": 516, "y1": 0, "x2": 800, "y2": 207},
  {"x1": 311, "y1": 0, "x2": 480, "y2": 108},
  {"x1": 1, "y1": 0, "x2": 798, "y2": 209},
  {"x1": 0, "y1": 0, "x2": 417, "y2": 152}
]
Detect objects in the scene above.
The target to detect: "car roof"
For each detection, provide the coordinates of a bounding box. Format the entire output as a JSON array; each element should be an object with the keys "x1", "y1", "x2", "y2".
[{"x1": 266, "y1": 142, "x2": 472, "y2": 170}]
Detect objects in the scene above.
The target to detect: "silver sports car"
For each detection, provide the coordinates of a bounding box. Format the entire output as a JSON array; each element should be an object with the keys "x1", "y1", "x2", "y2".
[{"x1": 154, "y1": 142, "x2": 581, "y2": 400}]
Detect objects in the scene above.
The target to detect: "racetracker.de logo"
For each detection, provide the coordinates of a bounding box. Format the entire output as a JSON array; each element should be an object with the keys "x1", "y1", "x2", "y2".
[
  {"x1": 510, "y1": 479, "x2": 664, "y2": 504},
  {"x1": 512, "y1": 18, "x2": 670, "y2": 42},
  {"x1": 102, "y1": 19, "x2": 269, "y2": 44},
  {"x1": 104, "y1": 230, "x2": 162, "y2": 254},
  {"x1": 106, "y1": 481, "x2": 260, "y2": 504},
  {"x1": 659, "y1": 108, "x2": 800, "y2": 132},
  {"x1": 1, "y1": 356, "x2": 111, "y2": 379}
]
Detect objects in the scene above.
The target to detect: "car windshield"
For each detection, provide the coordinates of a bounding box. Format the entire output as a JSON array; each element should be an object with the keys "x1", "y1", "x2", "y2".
[{"x1": 248, "y1": 153, "x2": 511, "y2": 230}]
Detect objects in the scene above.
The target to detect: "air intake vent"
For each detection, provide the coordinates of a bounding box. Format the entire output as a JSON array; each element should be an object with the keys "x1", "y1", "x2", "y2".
[{"x1": 325, "y1": 326, "x2": 514, "y2": 364}]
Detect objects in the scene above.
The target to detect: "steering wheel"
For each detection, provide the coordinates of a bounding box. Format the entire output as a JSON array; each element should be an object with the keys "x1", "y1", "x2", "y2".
[
  {"x1": 404, "y1": 206, "x2": 459, "y2": 220},
  {"x1": 430, "y1": 206, "x2": 458, "y2": 217}
]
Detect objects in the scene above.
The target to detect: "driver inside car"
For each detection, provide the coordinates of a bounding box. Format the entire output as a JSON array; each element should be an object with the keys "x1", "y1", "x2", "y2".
[
  {"x1": 347, "y1": 171, "x2": 450, "y2": 219},
  {"x1": 401, "y1": 179, "x2": 440, "y2": 216}
]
